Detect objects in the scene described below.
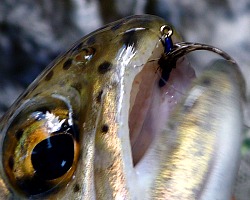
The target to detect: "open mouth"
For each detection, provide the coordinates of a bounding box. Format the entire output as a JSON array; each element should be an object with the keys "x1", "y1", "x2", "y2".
[
  {"x1": 124, "y1": 40, "x2": 241, "y2": 199},
  {"x1": 128, "y1": 37, "x2": 236, "y2": 167},
  {"x1": 129, "y1": 55, "x2": 196, "y2": 165}
]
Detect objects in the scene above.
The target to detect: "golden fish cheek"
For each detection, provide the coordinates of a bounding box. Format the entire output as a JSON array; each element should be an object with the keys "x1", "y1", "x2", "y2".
[{"x1": 2, "y1": 96, "x2": 80, "y2": 196}]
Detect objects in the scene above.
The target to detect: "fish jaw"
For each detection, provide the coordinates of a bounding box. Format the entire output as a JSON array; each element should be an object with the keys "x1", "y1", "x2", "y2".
[
  {"x1": 148, "y1": 59, "x2": 244, "y2": 199},
  {"x1": 198, "y1": 60, "x2": 244, "y2": 200}
]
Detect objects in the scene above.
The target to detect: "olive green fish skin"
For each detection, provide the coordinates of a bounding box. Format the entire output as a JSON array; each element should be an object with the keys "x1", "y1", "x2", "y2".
[
  {"x1": 0, "y1": 14, "x2": 244, "y2": 200},
  {"x1": 0, "y1": 15, "x2": 178, "y2": 199}
]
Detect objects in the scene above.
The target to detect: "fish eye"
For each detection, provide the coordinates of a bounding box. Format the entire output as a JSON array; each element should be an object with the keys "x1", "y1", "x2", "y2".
[
  {"x1": 2, "y1": 97, "x2": 80, "y2": 196},
  {"x1": 31, "y1": 134, "x2": 74, "y2": 181}
]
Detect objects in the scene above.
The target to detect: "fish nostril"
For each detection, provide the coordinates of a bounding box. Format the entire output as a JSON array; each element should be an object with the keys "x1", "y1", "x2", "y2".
[{"x1": 31, "y1": 134, "x2": 74, "y2": 180}]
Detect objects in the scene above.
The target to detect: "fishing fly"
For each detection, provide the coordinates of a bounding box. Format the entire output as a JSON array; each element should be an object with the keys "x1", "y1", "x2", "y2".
[{"x1": 158, "y1": 24, "x2": 236, "y2": 88}]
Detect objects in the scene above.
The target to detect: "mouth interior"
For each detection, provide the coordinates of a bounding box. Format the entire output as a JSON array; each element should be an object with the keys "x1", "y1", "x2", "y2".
[{"x1": 129, "y1": 56, "x2": 196, "y2": 165}]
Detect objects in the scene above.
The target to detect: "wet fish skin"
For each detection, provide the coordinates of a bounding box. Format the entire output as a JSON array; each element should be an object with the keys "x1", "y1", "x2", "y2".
[
  {"x1": 0, "y1": 14, "x2": 244, "y2": 200},
  {"x1": 151, "y1": 59, "x2": 245, "y2": 200}
]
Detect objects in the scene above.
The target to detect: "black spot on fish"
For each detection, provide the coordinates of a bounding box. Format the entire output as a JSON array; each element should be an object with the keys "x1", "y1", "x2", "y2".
[
  {"x1": 63, "y1": 59, "x2": 73, "y2": 70},
  {"x1": 73, "y1": 184, "x2": 80, "y2": 193},
  {"x1": 86, "y1": 36, "x2": 96, "y2": 45},
  {"x1": 101, "y1": 124, "x2": 109, "y2": 133},
  {"x1": 8, "y1": 156, "x2": 14, "y2": 170},
  {"x1": 15, "y1": 129, "x2": 23, "y2": 140},
  {"x1": 45, "y1": 70, "x2": 54, "y2": 81},
  {"x1": 202, "y1": 77, "x2": 211, "y2": 86},
  {"x1": 122, "y1": 30, "x2": 137, "y2": 47},
  {"x1": 96, "y1": 90, "x2": 103, "y2": 103},
  {"x1": 98, "y1": 61, "x2": 112, "y2": 74}
]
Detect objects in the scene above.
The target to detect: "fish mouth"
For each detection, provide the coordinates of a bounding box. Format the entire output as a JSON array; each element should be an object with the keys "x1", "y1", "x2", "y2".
[{"x1": 129, "y1": 56, "x2": 196, "y2": 165}]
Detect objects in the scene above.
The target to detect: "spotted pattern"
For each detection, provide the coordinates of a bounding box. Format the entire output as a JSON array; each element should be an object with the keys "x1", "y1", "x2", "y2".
[
  {"x1": 202, "y1": 77, "x2": 211, "y2": 86},
  {"x1": 101, "y1": 124, "x2": 109, "y2": 133},
  {"x1": 63, "y1": 59, "x2": 73, "y2": 70},
  {"x1": 45, "y1": 70, "x2": 54, "y2": 81},
  {"x1": 86, "y1": 36, "x2": 96, "y2": 45},
  {"x1": 0, "y1": 15, "x2": 178, "y2": 199},
  {"x1": 73, "y1": 184, "x2": 80, "y2": 193},
  {"x1": 96, "y1": 90, "x2": 103, "y2": 103},
  {"x1": 98, "y1": 61, "x2": 112, "y2": 74}
]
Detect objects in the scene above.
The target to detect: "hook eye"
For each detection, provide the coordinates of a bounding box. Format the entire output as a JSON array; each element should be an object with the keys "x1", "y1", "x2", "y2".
[
  {"x1": 160, "y1": 25, "x2": 173, "y2": 38},
  {"x1": 158, "y1": 25, "x2": 237, "y2": 87}
]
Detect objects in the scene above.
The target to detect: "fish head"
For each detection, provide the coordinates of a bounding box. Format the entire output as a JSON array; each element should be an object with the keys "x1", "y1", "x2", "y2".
[{"x1": 0, "y1": 15, "x2": 244, "y2": 199}]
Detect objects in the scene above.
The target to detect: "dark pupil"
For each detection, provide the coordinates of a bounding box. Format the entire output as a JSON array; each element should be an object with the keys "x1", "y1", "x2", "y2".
[{"x1": 31, "y1": 134, "x2": 74, "y2": 180}]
